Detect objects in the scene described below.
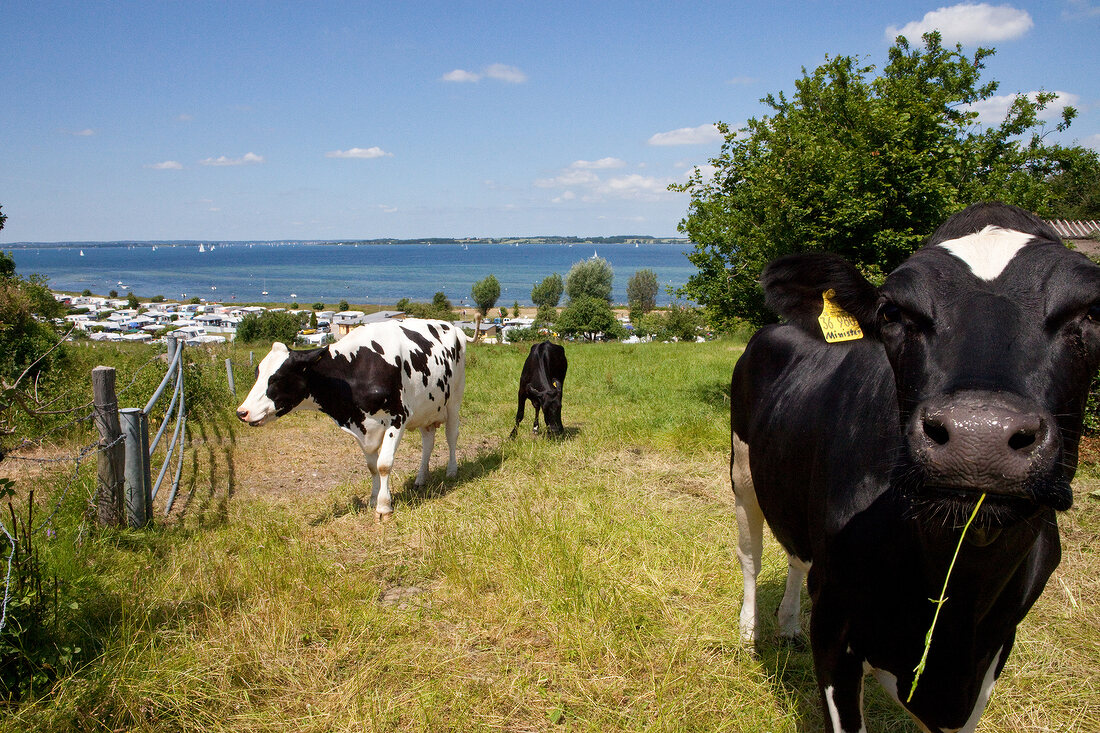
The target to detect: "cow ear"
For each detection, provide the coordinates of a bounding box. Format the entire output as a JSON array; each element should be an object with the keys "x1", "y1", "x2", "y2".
[
  {"x1": 271, "y1": 341, "x2": 289, "y2": 354},
  {"x1": 762, "y1": 253, "x2": 880, "y2": 340}
]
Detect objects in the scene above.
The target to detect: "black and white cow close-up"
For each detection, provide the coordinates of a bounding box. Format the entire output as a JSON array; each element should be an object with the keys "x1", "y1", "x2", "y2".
[
  {"x1": 511, "y1": 340, "x2": 567, "y2": 438},
  {"x1": 236, "y1": 318, "x2": 466, "y2": 521},
  {"x1": 730, "y1": 203, "x2": 1100, "y2": 732}
]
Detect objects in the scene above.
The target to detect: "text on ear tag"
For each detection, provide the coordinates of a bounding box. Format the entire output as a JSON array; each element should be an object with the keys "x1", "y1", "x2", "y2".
[{"x1": 818, "y1": 289, "x2": 864, "y2": 343}]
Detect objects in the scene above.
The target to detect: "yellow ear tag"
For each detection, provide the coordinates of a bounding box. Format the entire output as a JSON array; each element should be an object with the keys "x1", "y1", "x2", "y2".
[{"x1": 818, "y1": 289, "x2": 864, "y2": 343}]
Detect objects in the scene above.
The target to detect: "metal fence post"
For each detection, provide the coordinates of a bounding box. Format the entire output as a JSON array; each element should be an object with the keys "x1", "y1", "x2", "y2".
[{"x1": 121, "y1": 407, "x2": 152, "y2": 528}]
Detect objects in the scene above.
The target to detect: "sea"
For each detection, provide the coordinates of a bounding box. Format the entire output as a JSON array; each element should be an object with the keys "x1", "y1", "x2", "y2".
[{"x1": 6, "y1": 241, "x2": 697, "y2": 308}]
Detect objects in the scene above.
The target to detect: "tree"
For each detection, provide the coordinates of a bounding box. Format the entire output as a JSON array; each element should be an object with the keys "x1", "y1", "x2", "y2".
[
  {"x1": 535, "y1": 304, "x2": 558, "y2": 326},
  {"x1": 470, "y1": 274, "x2": 501, "y2": 316},
  {"x1": 432, "y1": 292, "x2": 452, "y2": 313},
  {"x1": 565, "y1": 257, "x2": 613, "y2": 302},
  {"x1": 126, "y1": 292, "x2": 139, "y2": 310},
  {"x1": 108, "y1": 290, "x2": 118, "y2": 299},
  {"x1": 0, "y1": 203, "x2": 6, "y2": 232},
  {"x1": 555, "y1": 295, "x2": 627, "y2": 341},
  {"x1": 338, "y1": 300, "x2": 349, "y2": 312},
  {"x1": 676, "y1": 32, "x2": 1087, "y2": 330},
  {"x1": 512, "y1": 301, "x2": 520, "y2": 317},
  {"x1": 396, "y1": 295, "x2": 458, "y2": 321},
  {"x1": 1044, "y1": 146, "x2": 1100, "y2": 219},
  {"x1": 626, "y1": 269, "x2": 659, "y2": 320},
  {"x1": 234, "y1": 310, "x2": 308, "y2": 344},
  {"x1": 531, "y1": 273, "x2": 564, "y2": 308},
  {"x1": 0, "y1": 250, "x2": 65, "y2": 386}
]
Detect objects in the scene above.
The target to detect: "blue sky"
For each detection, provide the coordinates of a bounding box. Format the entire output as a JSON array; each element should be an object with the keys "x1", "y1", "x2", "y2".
[{"x1": 2, "y1": 1, "x2": 1098, "y2": 242}]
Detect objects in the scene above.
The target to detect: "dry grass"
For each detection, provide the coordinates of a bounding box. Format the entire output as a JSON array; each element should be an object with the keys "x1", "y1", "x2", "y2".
[{"x1": 4, "y1": 339, "x2": 1099, "y2": 732}]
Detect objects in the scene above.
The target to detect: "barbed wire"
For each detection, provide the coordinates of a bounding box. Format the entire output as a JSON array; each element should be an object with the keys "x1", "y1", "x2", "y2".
[
  {"x1": 0, "y1": 432, "x2": 125, "y2": 635},
  {"x1": 1, "y1": 350, "x2": 164, "y2": 456},
  {"x1": 0, "y1": 337, "x2": 177, "y2": 635}
]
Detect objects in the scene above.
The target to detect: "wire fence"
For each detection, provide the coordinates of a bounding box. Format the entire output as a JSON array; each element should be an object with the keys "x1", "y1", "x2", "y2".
[{"x1": 0, "y1": 339, "x2": 187, "y2": 634}]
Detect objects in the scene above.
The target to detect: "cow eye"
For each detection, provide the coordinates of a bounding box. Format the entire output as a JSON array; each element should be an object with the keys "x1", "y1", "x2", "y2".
[
  {"x1": 1088, "y1": 303, "x2": 1100, "y2": 322},
  {"x1": 881, "y1": 302, "x2": 902, "y2": 323}
]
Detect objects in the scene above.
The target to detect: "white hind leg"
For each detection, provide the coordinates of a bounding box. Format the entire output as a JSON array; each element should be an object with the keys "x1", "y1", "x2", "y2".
[
  {"x1": 778, "y1": 555, "x2": 810, "y2": 639},
  {"x1": 732, "y1": 432, "x2": 764, "y2": 643}
]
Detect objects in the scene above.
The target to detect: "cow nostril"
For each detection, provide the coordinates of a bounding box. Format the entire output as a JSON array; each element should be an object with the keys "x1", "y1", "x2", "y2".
[
  {"x1": 923, "y1": 418, "x2": 950, "y2": 446},
  {"x1": 1008, "y1": 429, "x2": 1037, "y2": 451}
]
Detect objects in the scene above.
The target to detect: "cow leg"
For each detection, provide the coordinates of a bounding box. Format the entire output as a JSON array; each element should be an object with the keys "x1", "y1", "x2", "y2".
[
  {"x1": 532, "y1": 402, "x2": 542, "y2": 434},
  {"x1": 363, "y1": 452, "x2": 381, "y2": 509},
  {"x1": 732, "y1": 432, "x2": 763, "y2": 643},
  {"x1": 374, "y1": 424, "x2": 406, "y2": 521},
  {"x1": 778, "y1": 555, "x2": 810, "y2": 639},
  {"x1": 510, "y1": 395, "x2": 526, "y2": 439},
  {"x1": 812, "y1": 592, "x2": 866, "y2": 733},
  {"x1": 445, "y1": 403, "x2": 460, "y2": 478},
  {"x1": 415, "y1": 426, "x2": 437, "y2": 487}
]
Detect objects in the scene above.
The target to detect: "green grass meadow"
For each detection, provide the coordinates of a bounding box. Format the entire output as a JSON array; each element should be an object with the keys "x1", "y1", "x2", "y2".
[{"x1": 3, "y1": 339, "x2": 1099, "y2": 731}]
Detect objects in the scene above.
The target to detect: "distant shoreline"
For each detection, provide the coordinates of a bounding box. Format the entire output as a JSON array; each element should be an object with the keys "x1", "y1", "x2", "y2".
[{"x1": 2, "y1": 236, "x2": 690, "y2": 249}]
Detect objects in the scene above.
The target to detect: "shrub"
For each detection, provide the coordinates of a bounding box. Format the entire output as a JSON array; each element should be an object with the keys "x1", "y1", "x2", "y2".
[{"x1": 235, "y1": 311, "x2": 308, "y2": 345}]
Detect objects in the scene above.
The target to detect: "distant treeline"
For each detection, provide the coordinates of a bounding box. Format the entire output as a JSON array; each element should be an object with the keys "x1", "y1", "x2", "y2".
[{"x1": 5, "y1": 235, "x2": 689, "y2": 249}]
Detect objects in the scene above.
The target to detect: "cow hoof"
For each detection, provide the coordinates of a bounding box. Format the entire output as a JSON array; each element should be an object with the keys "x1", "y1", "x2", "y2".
[{"x1": 376, "y1": 511, "x2": 394, "y2": 523}]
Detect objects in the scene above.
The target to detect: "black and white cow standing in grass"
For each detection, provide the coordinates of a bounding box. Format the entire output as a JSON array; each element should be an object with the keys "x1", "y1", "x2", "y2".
[
  {"x1": 731, "y1": 203, "x2": 1100, "y2": 732},
  {"x1": 236, "y1": 319, "x2": 466, "y2": 521}
]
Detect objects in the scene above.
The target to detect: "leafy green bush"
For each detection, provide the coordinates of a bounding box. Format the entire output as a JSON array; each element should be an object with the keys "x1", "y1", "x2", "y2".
[
  {"x1": 503, "y1": 326, "x2": 546, "y2": 343},
  {"x1": 234, "y1": 311, "x2": 308, "y2": 345},
  {"x1": 555, "y1": 296, "x2": 626, "y2": 341}
]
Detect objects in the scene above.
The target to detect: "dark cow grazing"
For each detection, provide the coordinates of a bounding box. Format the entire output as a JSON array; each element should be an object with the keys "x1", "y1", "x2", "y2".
[
  {"x1": 510, "y1": 341, "x2": 567, "y2": 438},
  {"x1": 731, "y1": 203, "x2": 1100, "y2": 732},
  {"x1": 236, "y1": 319, "x2": 466, "y2": 521}
]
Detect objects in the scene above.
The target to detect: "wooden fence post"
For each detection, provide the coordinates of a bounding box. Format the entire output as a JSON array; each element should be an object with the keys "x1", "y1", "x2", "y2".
[
  {"x1": 225, "y1": 358, "x2": 235, "y2": 396},
  {"x1": 92, "y1": 366, "x2": 124, "y2": 527}
]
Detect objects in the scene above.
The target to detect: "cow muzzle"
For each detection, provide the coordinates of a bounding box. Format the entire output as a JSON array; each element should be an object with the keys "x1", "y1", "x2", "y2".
[
  {"x1": 236, "y1": 406, "x2": 273, "y2": 427},
  {"x1": 909, "y1": 391, "x2": 1065, "y2": 507}
]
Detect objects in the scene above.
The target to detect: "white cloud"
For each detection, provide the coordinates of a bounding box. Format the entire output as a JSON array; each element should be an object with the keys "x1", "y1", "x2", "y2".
[
  {"x1": 325, "y1": 146, "x2": 392, "y2": 159},
  {"x1": 442, "y1": 69, "x2": 481, "y2": 83},
  {"x1": 536, "y1": 159, "x2": 682, "y2": 202},
  {"x1": 964, "y1": 90, "x2": 1080, "y2": 125},
  {"x1": 65, "y1": 128, "x2": 95, "y2": 136},
  {"x1": 441, "y1": 63, "x2": 527, "y2": 84},
  {"x1": 176, "y1": 114, "x2": 193, "y2": 122},
  {"x1": 684, "y1": 164, "x2": 718, "y2": 184},
  {"x1": 647, "y1": 123, "x2": 723, "y2": 146},
  {"x1": 1078, "y1": 133, "x2": 1100, "y2": 152},
  {"x1": 534, "y1": 168, "x2": 600, "y2": 188},
  {"x1": 570, "y1": 157, "x2": 627, "y2": 170},
  {"x1": 727, "y1": 76, "x2": 757, "y2": 85},
  {"x1": 483, "y1": 63, "x2": 527, "y2": 83},
  {"x1": 199, "y1": 152, "x2": 264, "y2": 166},
  {"x1": 146, "y1": 160, "x2": 183, "y2": 170},
  {"x1": 595, "y1": 174, "x2": 673, "y2": 198},
  {"x1": 886, "y1": 4, "x2": 1033, "y2": 45}
]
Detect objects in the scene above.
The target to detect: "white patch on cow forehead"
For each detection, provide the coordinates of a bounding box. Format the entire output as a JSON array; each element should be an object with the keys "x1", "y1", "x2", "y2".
[
  {"x1": 237, "y1": 346, "x2": 290, "y2": 415},
  {"x1": 937, "y1": 226, "x2": 1035, "y2": 281}
]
